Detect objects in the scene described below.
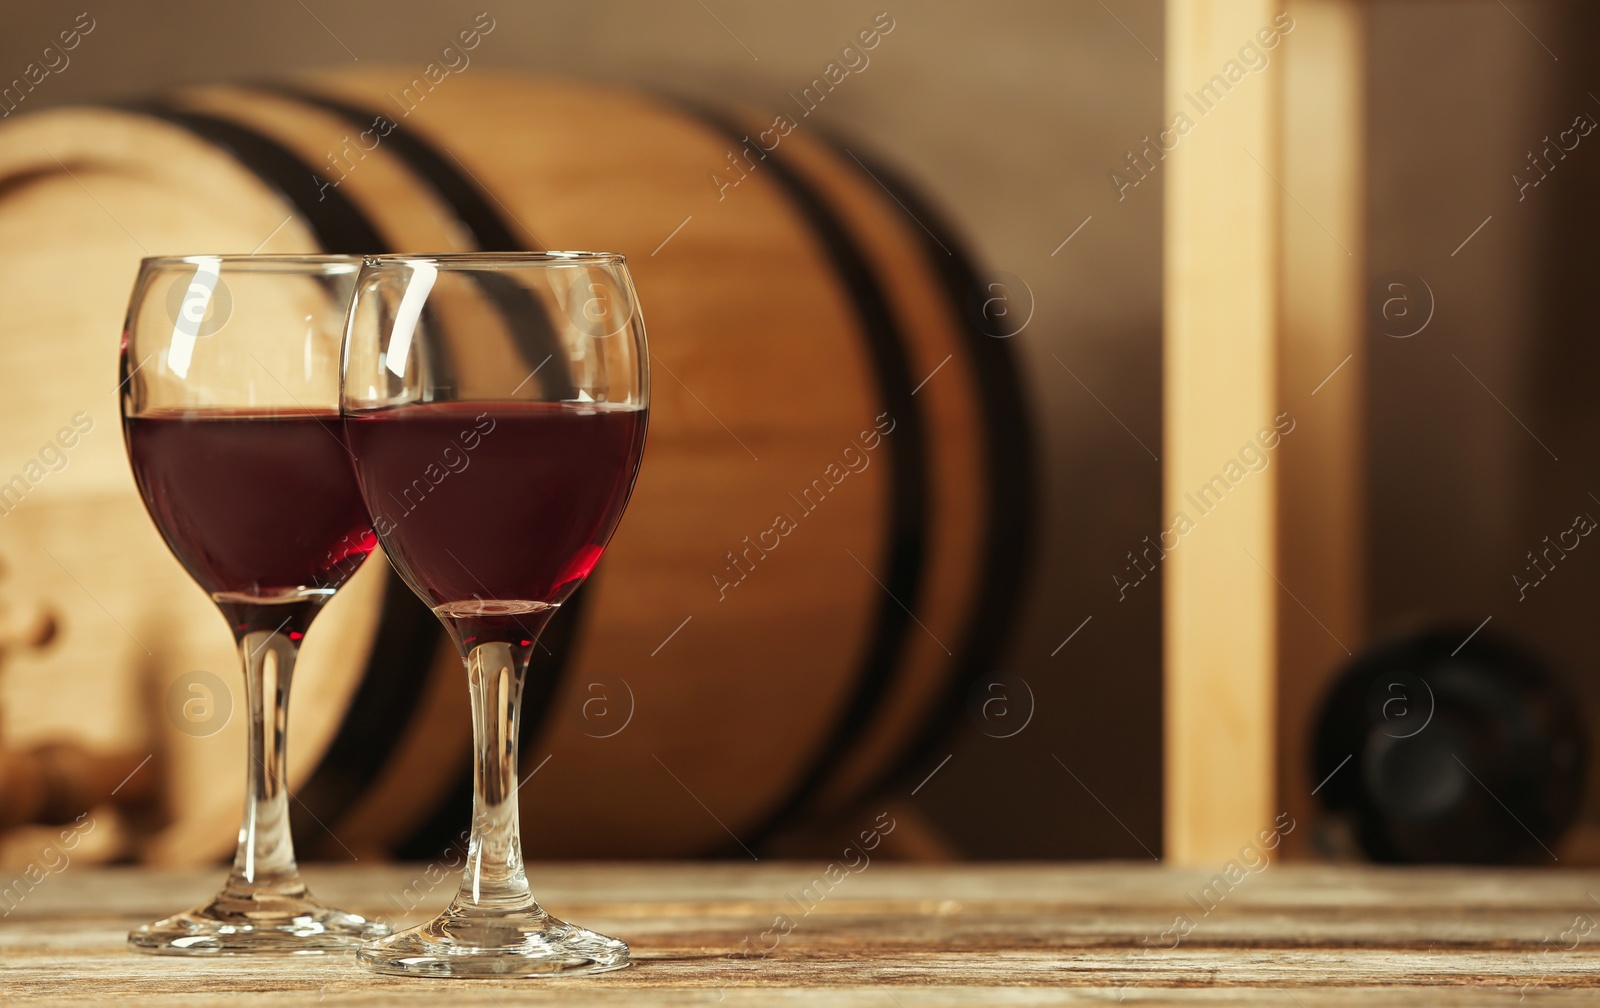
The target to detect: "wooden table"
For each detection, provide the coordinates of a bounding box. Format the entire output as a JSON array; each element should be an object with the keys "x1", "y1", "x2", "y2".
[{"x1": 4, "y1": 863, "x2": 1600, "y2": 1004}]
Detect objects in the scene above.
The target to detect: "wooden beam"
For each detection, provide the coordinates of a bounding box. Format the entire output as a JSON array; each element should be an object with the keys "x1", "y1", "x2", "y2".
[{"x1": 1164, "y1": 0, "x2": 1365, "y2": 864}]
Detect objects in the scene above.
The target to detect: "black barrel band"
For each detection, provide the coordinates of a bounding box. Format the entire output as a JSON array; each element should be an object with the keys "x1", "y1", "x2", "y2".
[
  {"x1": 257, "y1": 84, "x2": 575, "y2": 400},
  {"x1": 245, "y1": 86, "x2": 591, "y2": 858},
  {"x1": 671, "y1": 101, "x2": 931, "y2": 852},
  {"x1": 122, "y1": 101, "x2": 448, "y2": 853},
  {"x1": 263, "y1": 86, "x2": 526, "y2": 250},
  {"x1": 829, "y1": 141, "x2": 1036, "y2": 797}
]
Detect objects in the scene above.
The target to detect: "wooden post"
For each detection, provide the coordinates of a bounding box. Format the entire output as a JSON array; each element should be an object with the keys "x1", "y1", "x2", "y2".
[{"x1": 1164, "y1": 0, "x2": 1365, "y2": 864}]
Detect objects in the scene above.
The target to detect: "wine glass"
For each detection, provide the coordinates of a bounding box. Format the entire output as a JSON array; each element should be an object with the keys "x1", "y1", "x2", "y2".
[
  {"x1": 341, "y1": 252, "x2": 648, "y2": 977},
  {"x1": 120, "y1": 255, "x2": 388, "y2": 954}
]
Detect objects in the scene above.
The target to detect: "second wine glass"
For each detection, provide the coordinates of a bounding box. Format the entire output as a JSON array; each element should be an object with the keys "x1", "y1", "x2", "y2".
[{"x1": 341, "y1": 252, "x2": 649, "y2": 977}]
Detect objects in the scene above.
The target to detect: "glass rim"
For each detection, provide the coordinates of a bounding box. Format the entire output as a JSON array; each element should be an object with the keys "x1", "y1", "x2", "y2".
[
  {"x1": 362, "y1": 251, "x2": 627, "y2": 269},
  {"x1": 139, "y1": 253, "x2": 362, "y2": 273}
]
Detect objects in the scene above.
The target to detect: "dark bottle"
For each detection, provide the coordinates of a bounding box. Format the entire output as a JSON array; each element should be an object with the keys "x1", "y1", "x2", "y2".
[{"x1": 1312, "y1": 625, "x2": 1586, "y2": 863}]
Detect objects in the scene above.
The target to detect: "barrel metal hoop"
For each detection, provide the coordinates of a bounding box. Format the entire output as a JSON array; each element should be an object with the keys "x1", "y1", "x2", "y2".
[
  {"x1": 114, "y1": 101, "x2": 460, "y2": 855},
  {"x1": 822, "y1": 140, "x2": 1039, "y2": 800},
  {"x1": 256, "y1": 85, "x2": 576, "y2": 401},
  {"x1": 228, "y1": 87, "x2": 601, "y2": 858},
  {"x1": 667, "y1": 100, "x2": 932, "y2": 851}
]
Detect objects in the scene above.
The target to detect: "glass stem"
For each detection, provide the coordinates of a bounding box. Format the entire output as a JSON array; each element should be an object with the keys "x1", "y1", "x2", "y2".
[
  {"x1": 223, "y1": 627, "x2": 306, "y2": 898},
  {"x1": 454, "y1": 641, "x2": 536, "y2": 914}
]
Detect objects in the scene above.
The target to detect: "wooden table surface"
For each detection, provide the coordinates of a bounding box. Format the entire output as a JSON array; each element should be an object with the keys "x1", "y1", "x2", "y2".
[{"x1": 4, "y1": 862, "x2": 1600, "y2": 1005}]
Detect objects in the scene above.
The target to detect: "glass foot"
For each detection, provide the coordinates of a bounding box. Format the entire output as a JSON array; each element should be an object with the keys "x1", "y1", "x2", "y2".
[
  {"x1": 357, "y1": 905, "x2": 630, "y2": 978},
  {"x1": 128, "y1": 886, "x2": 389, "y2": 955}
]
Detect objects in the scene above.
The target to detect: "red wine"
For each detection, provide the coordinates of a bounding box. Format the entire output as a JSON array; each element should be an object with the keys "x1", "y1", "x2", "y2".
[
  {"x1": 124, "y1": 411, "x2": 376, "y2": 614},
  {"x1": 344, "y1": 402, "x2": 646, "y2": 646}
]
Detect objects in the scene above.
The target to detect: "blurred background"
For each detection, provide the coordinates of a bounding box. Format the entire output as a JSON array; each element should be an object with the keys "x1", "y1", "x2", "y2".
[{"x1": 0, "y1": 0, "x2": 1596, "y2": 866}]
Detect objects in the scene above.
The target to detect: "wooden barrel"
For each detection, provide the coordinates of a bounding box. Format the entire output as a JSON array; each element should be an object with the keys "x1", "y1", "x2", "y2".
[{"x1": 0, "y1": 72, "x2": 1033, "y2": 862}]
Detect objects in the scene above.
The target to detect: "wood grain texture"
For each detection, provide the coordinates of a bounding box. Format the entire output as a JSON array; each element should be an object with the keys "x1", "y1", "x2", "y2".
[{"x1": 2, "y1": 864, "x2": 1599, "y2": 1004}]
